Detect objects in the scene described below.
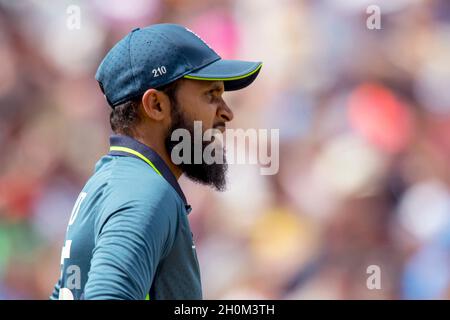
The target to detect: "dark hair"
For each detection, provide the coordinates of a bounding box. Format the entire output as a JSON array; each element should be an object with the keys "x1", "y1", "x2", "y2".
[{"x1": 109, "y1": 80, "x2": 181, "y2": 136}]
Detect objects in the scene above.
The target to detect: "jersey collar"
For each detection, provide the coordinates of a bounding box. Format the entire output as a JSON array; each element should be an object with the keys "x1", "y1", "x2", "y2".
[{"x1": 108, "y1": 134, "x2": 191, "y2": 213}]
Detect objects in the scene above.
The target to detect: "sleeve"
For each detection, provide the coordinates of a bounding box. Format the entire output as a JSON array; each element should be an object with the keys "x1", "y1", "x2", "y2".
[{"x1": 83, "y1": 197, "x2": 178, "y2": 300}]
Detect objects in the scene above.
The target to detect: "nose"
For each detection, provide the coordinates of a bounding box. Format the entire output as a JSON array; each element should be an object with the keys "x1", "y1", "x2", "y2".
[{"x1": 217, "y1": 100, "x2": 234, "y2": 123}]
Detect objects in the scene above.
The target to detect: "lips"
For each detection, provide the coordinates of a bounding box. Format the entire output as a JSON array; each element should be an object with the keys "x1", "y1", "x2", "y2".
[
  {"x1": 214, "y1": 126, "x2": 226, "y2": 134},
  {"x1": 213, "y1": 122, "x2": 226, "y2": 134}
]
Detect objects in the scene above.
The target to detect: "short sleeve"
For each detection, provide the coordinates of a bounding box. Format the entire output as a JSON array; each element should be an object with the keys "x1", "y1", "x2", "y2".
[{"x1": 84, "y1": 195, "x2": 178, "y2": 300}]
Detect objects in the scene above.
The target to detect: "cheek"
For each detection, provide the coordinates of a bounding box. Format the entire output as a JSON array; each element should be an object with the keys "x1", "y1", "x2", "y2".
[{"x1": 190, "y1": 101, "x2": 217, "y2": 129}]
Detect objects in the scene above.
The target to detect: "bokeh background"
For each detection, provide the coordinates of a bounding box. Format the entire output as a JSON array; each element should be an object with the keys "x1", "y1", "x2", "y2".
[{"x1": 1, "y1": 0, "x2": 450, "y2": 299}]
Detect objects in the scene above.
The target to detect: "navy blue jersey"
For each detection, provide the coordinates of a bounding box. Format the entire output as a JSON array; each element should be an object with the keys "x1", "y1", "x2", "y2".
[{"x1": 50, "y1": 135, "x2": 202, "y2": 300}]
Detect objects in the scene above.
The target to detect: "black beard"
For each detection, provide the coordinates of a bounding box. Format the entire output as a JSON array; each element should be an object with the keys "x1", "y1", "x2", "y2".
[{"x1": 164, "y1": 103, "x2": 228, "y2": 191}]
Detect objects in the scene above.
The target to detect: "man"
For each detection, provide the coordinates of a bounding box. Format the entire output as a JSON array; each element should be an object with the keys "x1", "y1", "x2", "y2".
[{"x1": 50, "y1": 23, "x2": 262, "y2": 300}]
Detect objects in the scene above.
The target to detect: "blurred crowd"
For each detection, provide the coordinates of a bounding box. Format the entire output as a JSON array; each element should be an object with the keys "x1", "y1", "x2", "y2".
[{"x1": 0, "y1": 0, "x2": 450, "y2": 299}]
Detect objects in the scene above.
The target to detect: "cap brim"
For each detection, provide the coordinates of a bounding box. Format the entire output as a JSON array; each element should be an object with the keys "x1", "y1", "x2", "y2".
[{"x1": 184, "y1": 60, "x2": 262, "y2": 91}]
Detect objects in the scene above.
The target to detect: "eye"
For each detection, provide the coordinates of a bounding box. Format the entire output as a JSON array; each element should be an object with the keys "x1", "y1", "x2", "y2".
[{"x1": 206, "y1": 89, "x2": 217, "y2": 101}]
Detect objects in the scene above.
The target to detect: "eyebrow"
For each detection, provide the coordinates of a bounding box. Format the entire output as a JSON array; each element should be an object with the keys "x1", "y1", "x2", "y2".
[{"x1": 207, "y1": 82, "x2": 224, "y2": 92}]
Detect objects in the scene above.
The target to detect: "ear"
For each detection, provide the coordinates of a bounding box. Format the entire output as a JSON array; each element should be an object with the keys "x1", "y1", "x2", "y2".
[{"x1": 141, "y1": 88, "x2": 171, "y2": 122}]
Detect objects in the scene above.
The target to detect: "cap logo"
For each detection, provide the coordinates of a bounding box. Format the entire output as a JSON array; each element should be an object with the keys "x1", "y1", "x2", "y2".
[{"x1": 152, "y1": 66, "x2": 167, "y2": 78}]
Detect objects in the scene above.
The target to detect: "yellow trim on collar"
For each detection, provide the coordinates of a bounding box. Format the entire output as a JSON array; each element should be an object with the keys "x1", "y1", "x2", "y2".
[{"x1": 110, "y1": 146, "x2": 162, "y2": 177}]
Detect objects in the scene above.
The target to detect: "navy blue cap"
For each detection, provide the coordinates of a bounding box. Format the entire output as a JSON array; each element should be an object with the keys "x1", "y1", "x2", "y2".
[{"x1": 96, "y1": 23, "x2": 262, "y2": 108}]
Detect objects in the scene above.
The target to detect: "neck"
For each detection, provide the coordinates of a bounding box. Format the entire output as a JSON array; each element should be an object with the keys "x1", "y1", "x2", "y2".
[{"x1": 132, "y1": 132, "x2": 183, "y2": 180}]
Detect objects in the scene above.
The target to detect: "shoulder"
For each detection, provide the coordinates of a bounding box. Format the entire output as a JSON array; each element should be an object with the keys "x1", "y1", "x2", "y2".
[
  {"x1": 94, "y1": 155, "x2": 182, "y2": 234},
  {"x1": 109, "y1": 156, "x2": 180, "y2": 206}
]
